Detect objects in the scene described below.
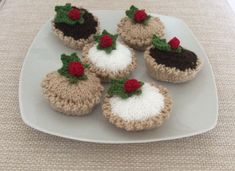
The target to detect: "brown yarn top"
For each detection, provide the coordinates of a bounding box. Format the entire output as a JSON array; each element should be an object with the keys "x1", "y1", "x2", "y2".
[
  {"x1": 149, "y1": 47, "x2": 198, "y2": 71},
  {"x1": 54, "y1": 8, "x2": 98, "y2": 40}
]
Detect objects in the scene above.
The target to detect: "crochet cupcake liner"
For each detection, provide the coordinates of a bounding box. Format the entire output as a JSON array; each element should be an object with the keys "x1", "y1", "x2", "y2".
[
  {"x1": 82, "y1": 42, "x2": 137, "y2": 82},
  {"x1": 41, "y1": 71, "x2": 104, "y2": 116},
  {"x1": 102, "y1": 84, "x2": 173, "y2": 131},
  {"x1": 144, "y1": 46, "x2": 204, "y2": 83},
  {"x1": 117, "y1": 17, "x2": 164, "y2": 51},
  {"x1": 51, "y1": 16, "x2": 100, "y2": 50}
]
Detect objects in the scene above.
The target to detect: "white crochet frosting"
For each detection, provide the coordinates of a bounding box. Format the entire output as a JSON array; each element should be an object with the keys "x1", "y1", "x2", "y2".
[
  {"x1": 109, "y1": 83, "x2": 165, "y2": 121},
  {"x1": 87, "y1": 42, "x2": 132, "y2": 72}
]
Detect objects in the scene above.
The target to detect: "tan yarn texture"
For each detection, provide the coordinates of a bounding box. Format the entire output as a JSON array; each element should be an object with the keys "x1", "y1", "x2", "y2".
[
  {"x1": 51, "y1": 16, "x2": 100, "y2": 50},
  {"x1": 1, "y1": 1, "x2": 234, "y2": 170},
  {"x1": 144, "y1": 46, "x2": 204, "y2": 83},
  {"x1": 117, "y1": 16, "x2": 164, "y2": 51},
  {"x1": 82, "y1": 42, "x2": 137, "y2": 82},
  {"x1": 41, "y1": 71, "x2": 104, "y2": 116},
  {"x1": 102, "y1": 84, "x2": 172, "y2": 131}
]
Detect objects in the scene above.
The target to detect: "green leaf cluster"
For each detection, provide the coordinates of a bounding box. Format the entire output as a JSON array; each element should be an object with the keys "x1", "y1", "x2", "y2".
[
  {"x1": 152, "y1": 35, "x2": 182, "y2": 53},
  {"x1": 54, "y1": 3, "x2": 85, "y2": 25},
  {"x1": 94, "y1": 30, "x2": 118, "y2": 54},
  {"x1": 57, "y1": 53, "x2": 89, "y2": 84},
  {"x1": 125, "y1": 5, "x2": 151, "y2": 25},
  {"x1": 107, "y1": 79, "x2": 144, "y2": 99}
]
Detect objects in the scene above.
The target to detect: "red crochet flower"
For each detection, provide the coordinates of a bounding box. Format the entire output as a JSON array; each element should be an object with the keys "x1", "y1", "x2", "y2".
[
  {"x1": 168, "y1": 37, "x2": 180, "y2": 49},
  {"x1": 100, "y1": 35, "x2": 113, "y2": 48},
  {"x1": 134, "y1": 10, "x2": 147, "y2": 23},
  {"x1": 68, "y1": 62, "x2": 84, "y2": 77},
  {"x1": 68, "y1": 8, "x2": 81, "y2": 20},
  {"x1": 124, "y1": 79, "x2": 141, "y2": 93}
]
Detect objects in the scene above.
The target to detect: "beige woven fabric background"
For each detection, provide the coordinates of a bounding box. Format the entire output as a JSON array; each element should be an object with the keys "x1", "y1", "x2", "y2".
[{"x1": 0, "y1": 0, "x2": 234, "y2": 170}]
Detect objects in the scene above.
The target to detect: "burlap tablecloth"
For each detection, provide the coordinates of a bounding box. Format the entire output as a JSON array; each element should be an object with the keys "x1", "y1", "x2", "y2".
[{"x1": 0, "y1": 0, "x2": 234, "y2": 170}]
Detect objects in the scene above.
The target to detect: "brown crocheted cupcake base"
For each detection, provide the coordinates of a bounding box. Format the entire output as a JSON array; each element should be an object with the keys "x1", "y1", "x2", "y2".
[
  {"x1": 41, "y1": 71, "x2": 104, "y2": 116},
  {"x1": 51, "y1": 16, "x2": 100, "y2": 50},
  {"x1": 82, "y1": 42, "x2": 137, "y2": 82},
  {"x1": 102, "y1": 84, "x2": 173, "y2": 131},
  {"x1": 144, "y1": 47, "x2": 203, "y2": 83},
  {"x1": 117, "y1": 17, "x2": 164, "y2": 51}
]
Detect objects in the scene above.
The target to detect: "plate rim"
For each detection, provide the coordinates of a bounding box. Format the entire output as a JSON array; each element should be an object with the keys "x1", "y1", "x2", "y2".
[{"x1": 19, "y1": 10, "x2": 218, "y2": 144}]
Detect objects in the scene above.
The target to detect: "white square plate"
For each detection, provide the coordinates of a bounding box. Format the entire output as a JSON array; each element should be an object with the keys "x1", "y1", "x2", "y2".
[{"x1": 19, "y1": 10, "x2": 218, "y2": 144}]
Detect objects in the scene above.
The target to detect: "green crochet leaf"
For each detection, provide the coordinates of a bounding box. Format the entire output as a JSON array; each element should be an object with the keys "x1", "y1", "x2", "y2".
[
  {"x1": 152, "y1": 35, "x2": 182, "y2": 53},
  {"x1": 54, "y1": 3, "x2": 85, "y2": 25},
  {"x1": 174, "y1": 46, "x2": 182, "y2": 53},
  {"x1": 57, "y1": 53, "x2": 89, "y2": 84},
  {"x1": 94, "y1": 30, "x2": 118, "y2": 54},
  {"x1": 125, "y1": 5, "x2": 151, "y2": 25},
  {"x1": 142, "y1": 15, "x2": 151, "y2": 25},
  {"x1": 107, "y1": 79, "x2": 144, "y2": 99},
  {"x1": 152, "y1": 35, "x2": 171, "y2": 52},
  {"x1": 126, "y1": 5, "x2": 138, "y2": 19}
]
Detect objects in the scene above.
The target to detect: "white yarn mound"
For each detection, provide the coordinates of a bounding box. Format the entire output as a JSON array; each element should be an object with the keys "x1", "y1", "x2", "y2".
[
  {"x1": 87, "y1": 42, "x2": 132, "y2": 72},
  {"x1": 110, "y1": 83, "x2": 165, "y2": 121}
]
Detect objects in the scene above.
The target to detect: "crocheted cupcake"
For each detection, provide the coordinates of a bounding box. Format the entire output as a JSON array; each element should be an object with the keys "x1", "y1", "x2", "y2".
[
  {"x1": 102, "y1": 79, "x2": 172, "y2": 131},
  {"x1": 82, "y1": 30, "x2": 137, "y2": 82},
  {"x1": 144, "y1": 35, "x2": 203, "y2": 83},
  {"x1": 52, "y1": 3, "x2": 100, "y2": 50},
  {"x1": 117, "y1": 5, "x2": 164, "y2": 51},
  {"x1": 41, "y1": 53, "x2": 103, "y2": 116}
]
